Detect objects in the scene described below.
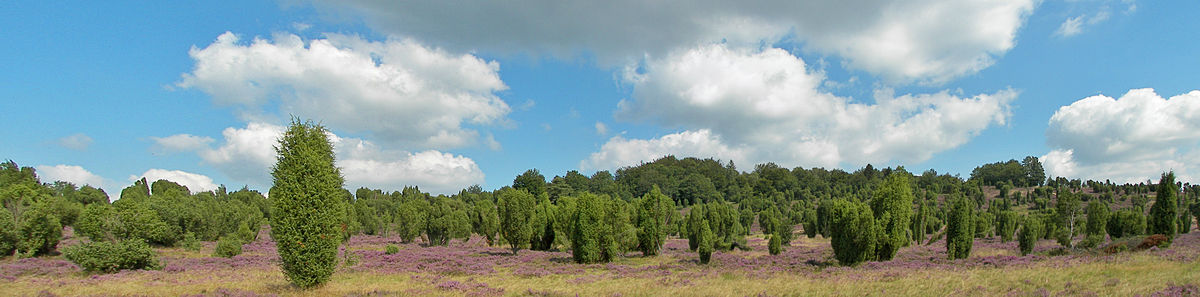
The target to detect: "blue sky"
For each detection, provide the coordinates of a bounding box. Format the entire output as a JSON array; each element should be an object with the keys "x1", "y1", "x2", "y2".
[{"x1": 3, "y1": 0, "x2": 1199, "y2": 196}]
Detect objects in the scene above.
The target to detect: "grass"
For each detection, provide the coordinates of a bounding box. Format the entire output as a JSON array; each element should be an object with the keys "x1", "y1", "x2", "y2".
[{"x1": 2, "y1": 230, "x2": 1198, "y2": 296}]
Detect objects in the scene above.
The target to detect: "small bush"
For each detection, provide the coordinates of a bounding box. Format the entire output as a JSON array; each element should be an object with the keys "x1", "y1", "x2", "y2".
[
  {"x1": 385, "y1": 244, "x2": 399, "y2": 255},
  {"x1": 768, "y1": 233, "x2": 782, "y2": 255},
  {"x1": 63, "y1": 239, "x2": 161, "y2": 273},
  {"x1": 179, "y1": 232, "x2": 201, "y2": 251},
  {"x1": 1137, "y1": 234, "x2": 1170, "y2": 250},
  {"x1": 213, "y1": 236, "x2": 243, "y2": 258},
  {"x1": 1079, "y1": 234, "x2": 1104, "y2": 249}
]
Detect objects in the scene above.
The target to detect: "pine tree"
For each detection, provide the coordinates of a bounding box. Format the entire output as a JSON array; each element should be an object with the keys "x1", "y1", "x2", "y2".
[{"x1": 270, "y1": 119, "x2": 346, "y2": 289}]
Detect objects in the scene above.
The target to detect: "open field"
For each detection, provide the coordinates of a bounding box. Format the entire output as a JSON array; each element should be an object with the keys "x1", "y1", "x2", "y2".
[{"x1": 3, "y1": 228, "x2": 1198, "y2": 297}]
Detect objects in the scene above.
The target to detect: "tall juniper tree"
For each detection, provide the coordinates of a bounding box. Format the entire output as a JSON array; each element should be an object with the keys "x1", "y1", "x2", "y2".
[
  {"x1": 1149, "y1": 172, "x2": 1179, "y2": 244},
  {"x1": 270, "y1": 119, "x2": 346, "y2": 289}
]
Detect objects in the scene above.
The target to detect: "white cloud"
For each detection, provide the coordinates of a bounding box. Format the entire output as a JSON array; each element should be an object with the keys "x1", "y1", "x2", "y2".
[
  {"x1": 317, "y1": 0, "x2": 1034, "y2": 84},
  {"x1": 1044, "y1": 88, "x2": 1200, "y2": 183},
  {"x1": 168, "y1": 122, "x2": 484, "y2": 194},
  {"x1": 36, "y1": 164, "x2": 108, "y2": 188},
  {"x1": 594, "y1": 122, "x2": 609, "y2": 136},
  {"x1": 582, "y1": 129, "x2": 749, "y2": 171},
  {"x1": 151, "y1": 134, "x2": 214, "y2": 153},
  {"x1": 178, "y1": 32, "x2": 511, "y2": 149},
  {"x1": 484, "y1": 133, "x2": 502, "y2": 151},
  {"x1": 57, "y1": 133, "x2": 93, "y2": 151},
  {"x1": 1055, "y1": 15, "x2": 1084, "y2": 37},
  {"x1": 195, "y1": 122, "x2": 284, "y2": 185},
  {"x1": 335, "y1": 137, "x2": 485, "y2": 194},
  {"x1": 587, "y1": 44, "x2": 1014, "y2": 171},
  {"x1": 131, "y1": 169, "x2": 219, "y2": 194}
]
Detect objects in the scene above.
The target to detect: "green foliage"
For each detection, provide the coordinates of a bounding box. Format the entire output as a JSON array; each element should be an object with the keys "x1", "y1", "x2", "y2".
[
  {"x1": 997, "y1": 211, "x2": 1019, "y2": 242},
  {"x1": 1018, "y1": 216, "x2": 1040, "y2": 256},
  {"x1": 1079, "y1": 234, "x2": 1104, "y2": 249},
  {"x1": 472, "y1": 198, "x2": 500, "y2": 246},
  {"x1": 802, "y1": 208, "x2": 818, "y2": 239},
  {"x1": 1148, "y1": 172, "x2": 1178, "y2": 243},
  {"x1": 0, "y1": 209, "x2": 15, "y2": 256},
  {"x1": 17, "y1": 199, "x2": 62, "y2": 257},
  {"x1": 571, "y1": 193, "x2": 621, "y2": 264},
  {"x1": 635, "y1": 186, "x2": 672, "y2": 256},
  {"x1": 213, "y1": 236, "x2": 243, "y2": 258},
  {"x1": 970, "y1": 156, "x2": 1044, "y2": 187},
  {"x1": 828, "y1": 199, "x2": 878, "y2": 266},
  {"x1": 385, "y1": 244, "x2": 399, "y2": 255},
  {"x1": 179, "y1": 232, "x2": 201, "y2": 251},
  {"x1": 1055, "y1": 190, "x2": 1082, "y2": 248},
  {"x1": 529, "y1": 195, "x2": 556, "y2": 251},
  {"x1": 1085, "y1": 201, "x2": 1109, "y2": 237},
  {"x1": 946, "y1": 194, "x2": 974, "y2": 260},
  {"x1": 497, "y1": 188, "x2": 534, "y2": 254},
  {"x1": 113, "y1": 199, "x2": 179, "y2": 246},
  {"x1": 870, "y1": 174, "x2": 913, "y2": 261},
  {"x1": 697, "y1": 219, "x2": 714, "y2": 264},
  {"x1": 974, "y1": 212, "x2": 994, "y2": 239},
  {"x1": 269, "y1": 119, "x2": 346, "y2": 289},
  {"x1": 513, "y1": 169, "x2": 547, "y2": 199},
  {"x1": 1107, "y1": 208, "x2": 1146, "y2": 238},
  {"x1": 768, "y1": 232, "x2": 782, "y2": 255},
  {"x1": 236, "y1": 220, "x2": 258, "y2": 244},
  {"x1": 63, "y1": 239, "x2": 161, "y2": 273},
  {"x1": 76, "y1": 203, "x2": 114, "y2": 242},
  {"x1": 426, "y1": 197, "x2": 471, "y2": 246},
  {"x1": 396, "y1": 199, "x2": 427, "y2": 243}
]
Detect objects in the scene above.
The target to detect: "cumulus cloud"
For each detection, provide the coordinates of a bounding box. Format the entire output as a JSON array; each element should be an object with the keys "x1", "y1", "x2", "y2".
[
  {"x1": 1043, "y1": 88, "x2": 1200, "y2": 183},
  {"x1": 151, "y1": 134, "x2": 214, "y2": 154},
  {"x1": 131, "y1": 169, "x2": 219, "y2": 194},
  {"x1": 36, "y1": 164, "x2": 108, "y2": 188},
  {"x1": 178, "y1": 32, "x2": 511, "y2": 149},
  {"x1": 316, "y1": 0, "x2": 1034, "y2": 84},
  {"x1": 57, "y1": 133, "x2": 93, "y2": 151},
  {"x1": 582, "y1": 130, "x2": 749, "y2": 171},
  {"x1": 163, "y1": 122, "x2": 484, "y2": 194},
  {"x1": 586, "y1": 44, "x2": 1014, "y2": 171}
]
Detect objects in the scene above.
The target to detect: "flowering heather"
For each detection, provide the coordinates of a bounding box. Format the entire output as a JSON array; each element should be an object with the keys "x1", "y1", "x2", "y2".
[{"x1": 3, "y1": 229, "x2": 1199, "y2": 296}]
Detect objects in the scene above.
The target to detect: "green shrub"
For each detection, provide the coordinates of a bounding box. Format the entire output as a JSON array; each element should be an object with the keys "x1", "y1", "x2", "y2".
[
  {"x1": 946, "y1": 195, "x2": 974, "y2": 260},
  {"x1": 1148, "y1": 172, "x2": 1178, "y2": 245},
  {"x1": 497, "y1": 188, "x2": 534, "y2": 255},
  {"x1": 635, "y1": 187, "x2": 672, "y2": 256},
  {"x1": 213, "y1": 236, "x2": 243, "y2": 258},
  {"x1": 0, "y1": 210, "x2": 16, "y2": 256},
  {"x1": 571, "y1": 193, "x2": 621, "y2": 264},
  {"x1": 76, "y1": 203, "x2": 114, "y2": 242},
  {"x1": 870, "y1": 174, "x2": 913, "y2": 261},
  {"x1": 1107, "y1": 208, "x2": 1146, "y2": 238},
  {"x1": 235, "y1": 220, "x2": 257, "y2": 244},
  {"x1": 17, "y1": 200, "x2": 63, "y2": 257},
  {"x1": 697, "y1": 220, "x2": 714, "y2": 264},
  {"x1": 270, "y1": 119, "x2": 346, "y2": 289},
  {"x1": 1079, "y1": 234, "x2": 1104, "y2": 249},
  {"x1": 179, "y1": 232, "x2": 201, "y2": 251},
  {"x1": 385, "y1": 244, "x2": 399, "y2": 255},
  {"x1": 828, "y1": 199, "x2": 878, "y2": 266},
  {"x1": 1085, "y1": 201, "x2": 1109, "y2": 237},
  {"x1": 768, "y1": 233, "x2": 782, "y2": 255},
  {"x1": 63, "y1": 239, "x2": 161, "y2": 273},
  {"x1": 1018, "y1": 216, "x2": 1040, "y2": 256}
]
